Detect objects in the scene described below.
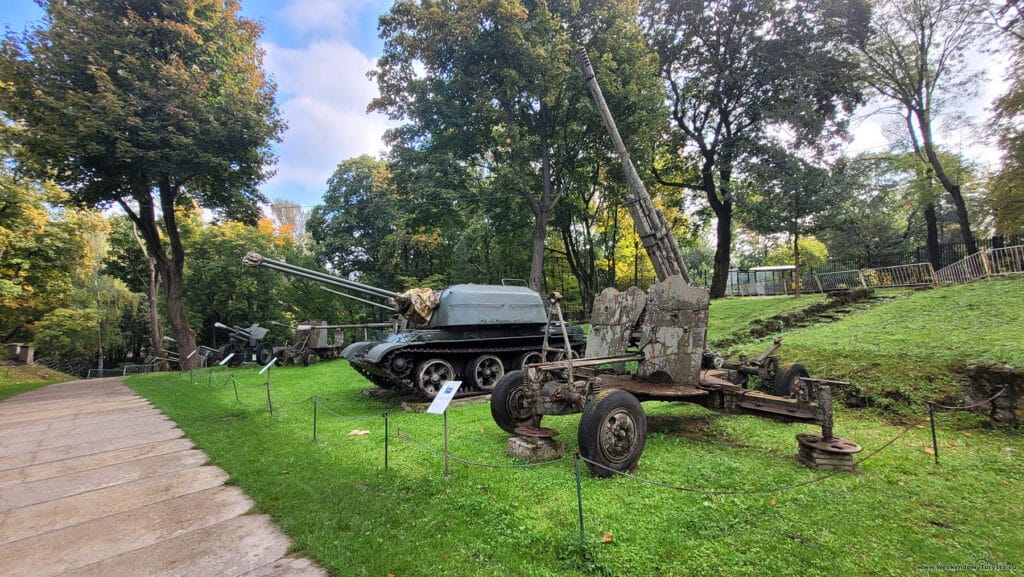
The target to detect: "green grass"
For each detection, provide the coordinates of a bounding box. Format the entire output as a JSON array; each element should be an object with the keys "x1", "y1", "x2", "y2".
[
  {"x1": 0, "y1": 364, "x2": 72, "y2": 401},
  {"x1": 130, "y1": 354, "x2": 1024, "y2": 577},
  {"x1": 720, "y1": 280, "x2": 1024, "y2": 406},
  {"x1": 706, "y1": 293, "x2": 827, "y2": 343}
]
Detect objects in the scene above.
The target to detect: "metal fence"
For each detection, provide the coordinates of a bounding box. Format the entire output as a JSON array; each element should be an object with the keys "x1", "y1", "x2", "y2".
[
  {"x1": 726, "y1": 245, "x2": 1023, "y2": 296},
  {"x1": 936, "y1": 245, "x2": 1024, "y2": 284}
]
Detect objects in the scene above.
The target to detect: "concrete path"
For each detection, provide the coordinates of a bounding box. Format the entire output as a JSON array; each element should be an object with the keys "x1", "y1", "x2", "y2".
[{"x1": 0, "y1": 378, "x2": 326, "y2": 577}]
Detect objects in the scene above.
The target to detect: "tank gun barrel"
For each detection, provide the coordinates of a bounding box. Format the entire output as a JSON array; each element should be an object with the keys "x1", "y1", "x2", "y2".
[
  {"x1": 242, "y1": 252, "x2": 399, "y2": 301},
  {"x1": 574, "y1": 47, "x2": 692, "y2": 285}
]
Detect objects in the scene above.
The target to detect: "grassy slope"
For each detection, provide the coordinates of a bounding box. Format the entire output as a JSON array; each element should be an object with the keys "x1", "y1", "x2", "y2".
[
  {"x1": 131, "y1": 283, "x2": 1024, "y2": 577},
  {"x1": 721, "y1": 280, "x2": 1024, "y2": 404},
  {"x1": 0, "y1": 364, "x2": 72, "y2": 401},
  {"x1": 706, "y1": 292, "x2": 827, "y2": 343}
]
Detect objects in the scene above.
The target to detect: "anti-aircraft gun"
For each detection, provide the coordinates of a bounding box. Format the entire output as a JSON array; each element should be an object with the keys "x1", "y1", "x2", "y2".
[
  {"x1": 242, "y1": 252, "x2": 585, "y2": 397},
  {"x1": 212, "y1": 322, "x2": 274, "y2": 367},
  {"x1": 488, "y1": 48, "x2": 861, "y2": 476}
]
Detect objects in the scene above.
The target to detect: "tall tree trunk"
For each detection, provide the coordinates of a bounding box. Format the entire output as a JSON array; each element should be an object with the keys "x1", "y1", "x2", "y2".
[
  {"x1": 915, "y1": 110, "x2": 978, "y2": 254},
  {"x1": 157, "y1": 179, "x2": 198, "y2": 370},
  {"x1": 131, "y1": 224, "x2": 165, "y2": 367},
  {"x1": 924, "y1": 202, "x2": 941, "y2": 269},
  {"x1": 704, "y1": 160, "x2": 733, "y2": 299}
]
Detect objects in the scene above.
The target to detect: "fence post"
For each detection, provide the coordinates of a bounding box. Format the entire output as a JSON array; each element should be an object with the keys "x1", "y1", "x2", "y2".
[
  {"x1": 813, "y1": 274, "x2": 823, "y2": 294},
  {"x1": 927, "y1": 262, "x2": 939, "y2": 285},
  {"x1": 857, "y1": 270, "x2": 868, "y2": 289},
  {"x1": 979, "y1": 250, "x2": 992, "y2": 278}
]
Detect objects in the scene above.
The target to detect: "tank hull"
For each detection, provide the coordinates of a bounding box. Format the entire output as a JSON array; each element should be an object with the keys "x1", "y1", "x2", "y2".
[{"x1": 342, "y1": 325, "x2": 585, "y2": 397}]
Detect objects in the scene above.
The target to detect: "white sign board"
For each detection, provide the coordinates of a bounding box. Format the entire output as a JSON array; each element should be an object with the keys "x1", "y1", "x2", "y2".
[{"x1": 426, "y1": 381, "x2": 463, "y2": 414}]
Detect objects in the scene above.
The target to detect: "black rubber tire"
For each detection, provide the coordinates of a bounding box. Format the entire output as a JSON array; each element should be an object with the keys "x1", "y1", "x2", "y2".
[
  {"x1": 466, "y1": 354, "x2": 505, "y2": 391},
  {"x1": 308, "y1": 352, "x2": 317, "y2": 365},
  {"x1": 578, "y1": 389, "x2": 647, "y2": 477},
  {"x1": 256, "y1": 343, "x2": 274, "y2": 366},
  {"x1": 514, "y1": 351, "x2": 545, "y2": 371},
  {"x1": 414, "y1": 358, "x2": 455, "y2": 398},
  {"x1": 490, "y1": 370, "x2": 534, "y2": 434},
  {"x1": 300, "y1": 351, "x2": 310, "y2": 366},
  {"x1": 772, "y1": 363, "x2": 809, "y2": 397}
]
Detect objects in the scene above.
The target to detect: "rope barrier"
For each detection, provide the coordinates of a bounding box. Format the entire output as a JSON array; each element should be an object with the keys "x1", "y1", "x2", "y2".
[
  {"x1": 928, "y1": 387, "x2": 1008, "y2": 411},
  {"x1": 396, "y1": 426, "x2": 570, "y2": 469},
  {"x1": 313, "y1": 398, "x2": 387, "y2": 422},
  {"x1": 572, "y1": 424, "x2": 917, "y2": 496}
]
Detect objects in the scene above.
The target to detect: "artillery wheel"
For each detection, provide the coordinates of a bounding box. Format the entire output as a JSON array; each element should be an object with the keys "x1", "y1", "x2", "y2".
[
  {"x1": 466, "y1": 354, "x2": 505, "y2": 392},
  {"x1": 256, "y1": 343, "x2": 274, "y2": 366},
  {"x1": 307, "y1": 351, "x2": 317, "y2": 365},
  {"x1": 514, "y1": 351, "x2": 544, "y2": 371},
  {"x1": 300, "y1": 350, "x2": 317, "y2": 366},
  {"x1": 773, "y1": 363, "x2": 809, "y2": 397},
  {"x1": 491, "y1": 370, "x2": 535, "y2": 434},
  {"x1": 414, "y1": 358, "x2": 454, "y2": 398},
  {"x1": 578, "y1": 389, "x2": 646, "y2": 477}
]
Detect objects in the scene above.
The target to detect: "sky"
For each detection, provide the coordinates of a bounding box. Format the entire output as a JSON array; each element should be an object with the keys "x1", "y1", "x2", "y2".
[{"x1": 1, "y1": 1, "x2": 1007, "y2": 209}]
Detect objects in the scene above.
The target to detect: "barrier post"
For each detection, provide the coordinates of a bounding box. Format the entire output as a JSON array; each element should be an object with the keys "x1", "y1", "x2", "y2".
[
  {"x1": 384, "y1": 411, "x2": 390, "y2": 469},
  {"x1": 574, "y1": 453, "x2": 585, "y2": 545},
  {"x1": 928, "y1": 404, "x2": 939, "y2": 465}
]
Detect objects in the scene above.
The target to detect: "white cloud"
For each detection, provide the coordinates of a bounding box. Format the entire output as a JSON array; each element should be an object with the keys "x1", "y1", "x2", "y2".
[
  {"x1": 261, "y1": 40, "x2": 392, "y2": 204},
  {"x1": 279, "y1": 0, "x2": 374, "y2": 35}
]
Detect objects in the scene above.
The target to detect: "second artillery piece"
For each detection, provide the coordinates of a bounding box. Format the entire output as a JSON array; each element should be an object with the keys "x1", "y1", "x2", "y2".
[
  {"x1": 242, "y1": 252, "x2": 585, "y2": 398},
  {"x1": 212, "y1": 322, "x2": 275, "y2": 367}
]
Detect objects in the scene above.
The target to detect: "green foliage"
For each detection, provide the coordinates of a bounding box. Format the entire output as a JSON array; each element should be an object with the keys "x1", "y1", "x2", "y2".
[
  {"x1": 371, "y1": 0, "x2": 667, "y2": 291},
  {"x1": 763, "y1": 237, "x2": 829, "y2": 272},
  {"x1": 0, "y1": 170, "x2": 101, "y2": 341},
  {"x1": 642, "y1": 0, "x2": 869, "y2": 296},
  {"x1": 183, "y1": 219, "x2": 294, "y2": 346},
  {"x1": 32, "y1": 308, "x2": 102, "y2": 367},
  {"x1": 1, "y1": 0, "x2": 285, "y2": 369}
]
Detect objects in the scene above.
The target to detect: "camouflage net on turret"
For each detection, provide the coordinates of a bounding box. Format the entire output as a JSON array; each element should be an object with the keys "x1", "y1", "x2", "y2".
[{"x1": 392, "y1": 288, "x2": 441, "y2": 326}]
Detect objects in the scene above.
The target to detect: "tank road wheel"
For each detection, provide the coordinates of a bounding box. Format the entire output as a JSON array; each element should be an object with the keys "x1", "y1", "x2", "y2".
[
  {"x1": 772, "y1": 363, "x2": 809, "y2": 397},
  {"x1": 490, "y1": 370, "x2": 535, "y2": 434},
  {"x1": 466, "y1": 354, "x2": 505, "y2": 392},
  {"x1": 414, "y1": 358, "x2": 455, "y2": 398},
  {"x1": 256, "y1": 343, "x2": 274, "y2": 366},
  {"x1": 578, "y1": 389, "x2": 647, "y2": 477},
  {"x1": 514, "y1": 351, "x2": 544, "y2": 371}
]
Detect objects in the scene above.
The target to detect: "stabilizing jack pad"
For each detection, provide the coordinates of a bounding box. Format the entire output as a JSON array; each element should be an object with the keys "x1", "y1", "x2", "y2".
[
  {"x1": 796, "y1": 433, "x2": 862, "y2": 472},
  {"x1": 508, "y1": 435, "x2": 565, "y2": 462}
]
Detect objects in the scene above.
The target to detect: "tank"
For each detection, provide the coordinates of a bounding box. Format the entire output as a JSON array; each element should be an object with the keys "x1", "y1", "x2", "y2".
[{"x1": 242, "y1": 252, "x2": 585, "y2": 397}]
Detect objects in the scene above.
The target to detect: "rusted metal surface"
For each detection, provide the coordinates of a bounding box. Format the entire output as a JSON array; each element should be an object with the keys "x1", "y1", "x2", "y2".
[
  {"x1": 586, "y1": 286, "x2": 646, "y2": 360},
  {"x1": 598, "y1": 375, "x2": 708, "y2": 400},
  {"x1": 636, "y1": 276, "x2": 709, "y2": 385}
]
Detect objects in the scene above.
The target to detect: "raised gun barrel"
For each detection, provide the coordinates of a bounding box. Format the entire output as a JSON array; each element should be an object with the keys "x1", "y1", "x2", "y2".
[
  {"x1": 243, "y1": 252, "x2": 399, "y2": 301},
  {"x1": 574, "y1": 47, "x2": 691, "y2": 285}
]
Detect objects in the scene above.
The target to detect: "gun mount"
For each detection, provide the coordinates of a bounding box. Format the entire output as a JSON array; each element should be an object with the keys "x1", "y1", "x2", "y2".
[
  {"x1": 242, "y1": 253, "x2": 585, "y2": 397},
  {"x1": 489, "y1": 48, "x2": 860, "y2": 475},
  {"x1": 212, "y1": 322, "x2": 274, "y2": 367}
]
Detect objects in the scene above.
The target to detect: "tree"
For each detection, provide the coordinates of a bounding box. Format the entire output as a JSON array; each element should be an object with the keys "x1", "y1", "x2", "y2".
[
  {"x1": 0, "y1": 0, "x2": 284, "y2": 369},
  {"x1": 739, "y1": 148, "x2": 839, "y2": 296},
  {"x1": 370, "y1": 0, "x2": 665, "y2": 292},
  {"x1": 642, "y1": 0, "x2": 869, "y2": 298},
  {"x1": 0, "y1": 168, "x2": 98, "y2": 342},
  {"x1": 859, "y1": 0, "x2": 987, "y2": 255},
  {"x1": 989, "y1": 1, "x2": 1024, "y2": 238}
]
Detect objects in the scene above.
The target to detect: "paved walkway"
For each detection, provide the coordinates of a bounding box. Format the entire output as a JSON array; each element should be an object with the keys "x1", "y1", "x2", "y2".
[{"x1": 0, "y1": 378, "x2": 326, "y2": 577}]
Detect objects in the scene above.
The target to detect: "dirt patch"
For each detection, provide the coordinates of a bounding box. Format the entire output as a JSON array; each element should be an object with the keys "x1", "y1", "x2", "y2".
[
  {"x1": 710, "y1": 288, "x2": 879, "y2": 349},
  {"x1": 646, "y1": 415, "x2": 746, "y2": 447},
  {"x1": 957, "y1": 364, "x2": 1023, "y2": 423}
]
